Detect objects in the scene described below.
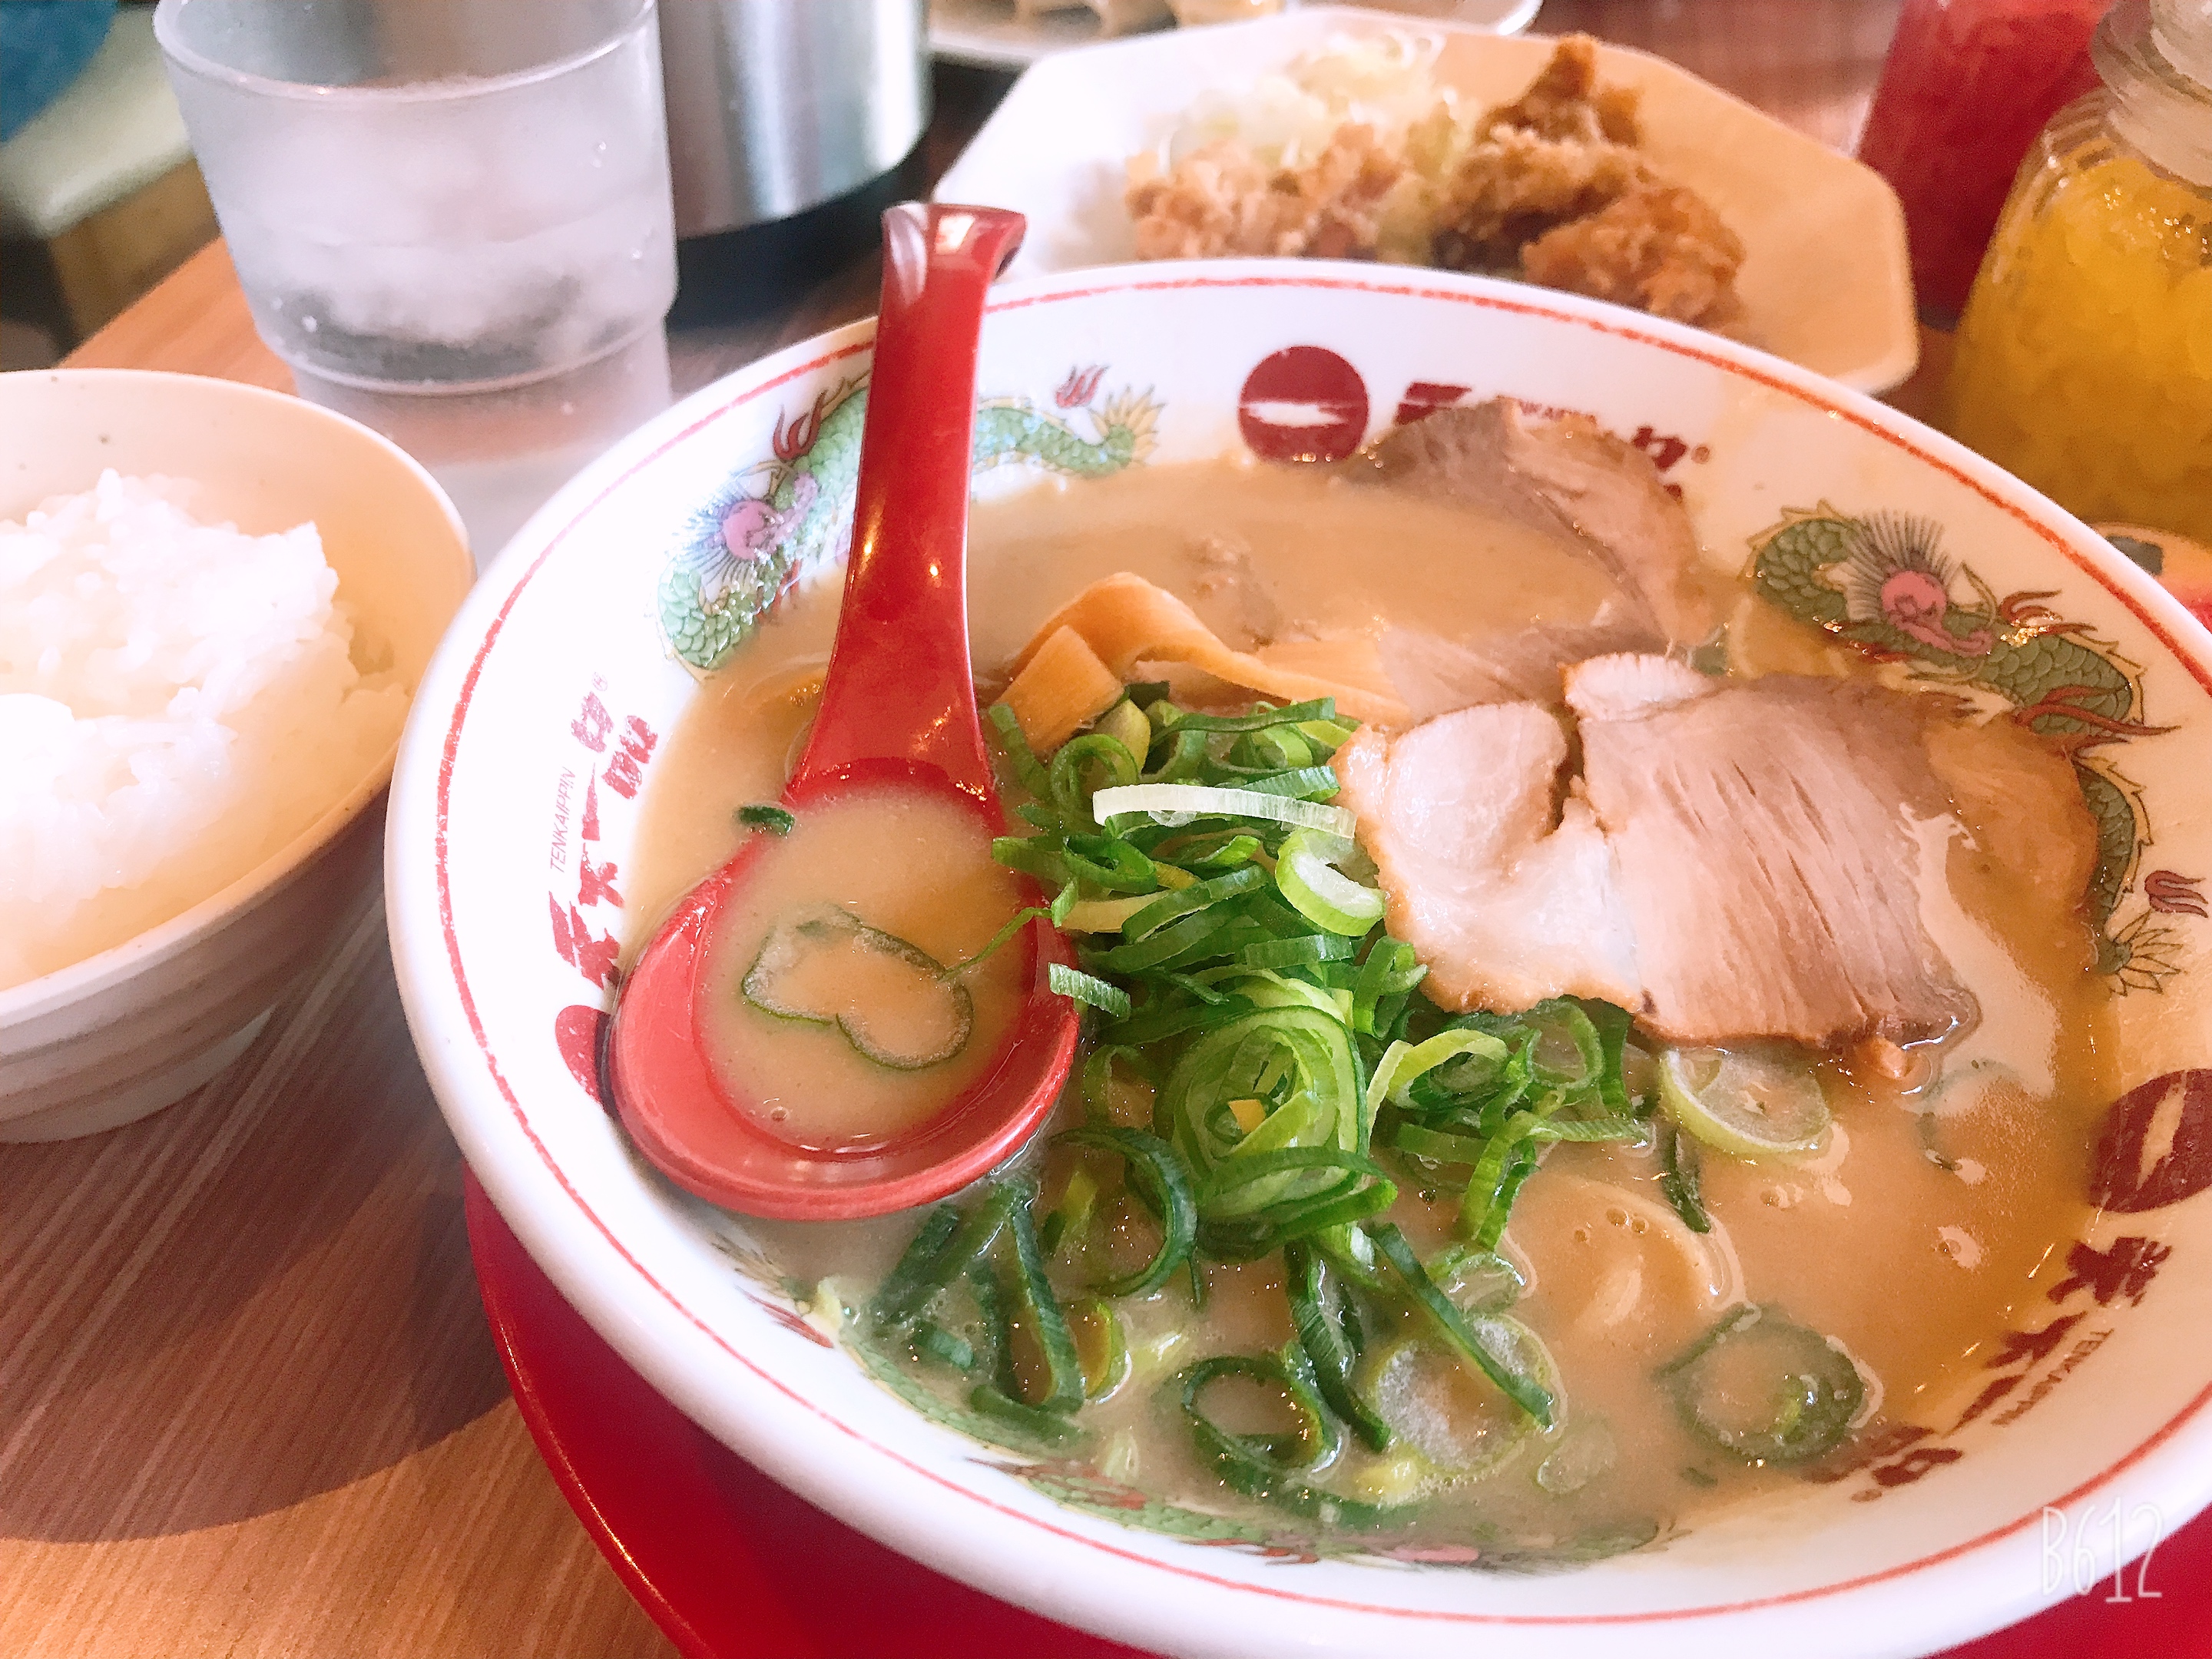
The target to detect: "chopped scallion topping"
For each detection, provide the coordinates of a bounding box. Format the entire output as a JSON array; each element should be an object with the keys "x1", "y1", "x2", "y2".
[
  {"x1": 1091, "y1": 783, "x2": 1357, "y2": 838},
  {"x1": 1048, "y1": 962, "x2": 1131, "y2": 1019},
  {"x1": 857, "y1": 687, "x2": 1687, "y2": 1532},
  {"x1": 735, "y1": 803, "x2": 794, "y2": 835}
]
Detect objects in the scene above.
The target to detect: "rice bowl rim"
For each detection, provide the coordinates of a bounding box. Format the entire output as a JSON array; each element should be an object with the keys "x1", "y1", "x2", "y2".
[{"x1": 0, "y1": 367, "x2": 469, "y2": 1029}]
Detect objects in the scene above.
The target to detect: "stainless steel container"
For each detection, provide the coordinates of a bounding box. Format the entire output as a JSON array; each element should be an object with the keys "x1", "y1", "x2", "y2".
[{"x1": 658, "y1": 0, "x2": 930, "y2": 237}]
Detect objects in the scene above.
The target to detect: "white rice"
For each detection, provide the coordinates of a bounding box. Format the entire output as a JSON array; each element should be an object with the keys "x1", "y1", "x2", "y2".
[{"x1": 0, "y1": 472, "x2": 408, "y2": 990}]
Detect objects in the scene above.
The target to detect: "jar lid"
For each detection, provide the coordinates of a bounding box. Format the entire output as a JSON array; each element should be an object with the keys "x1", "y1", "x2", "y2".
[
  {"x1": 2097, "y1": 0, "x2": 2212, "y2": 184},
  {"x1": 2153, "y1": 0, "x2": 2212, "y2": 84}
]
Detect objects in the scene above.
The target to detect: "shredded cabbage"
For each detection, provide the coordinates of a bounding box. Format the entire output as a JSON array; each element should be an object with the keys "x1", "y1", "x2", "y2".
[{"x1": 1155, "y1": 30, "x2": 1455, "y2": 172}]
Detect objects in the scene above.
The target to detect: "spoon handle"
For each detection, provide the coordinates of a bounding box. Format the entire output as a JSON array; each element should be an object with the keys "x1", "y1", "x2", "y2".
[{"x1": 793, "y1": 203, "x2": 1026, "y2": 803}]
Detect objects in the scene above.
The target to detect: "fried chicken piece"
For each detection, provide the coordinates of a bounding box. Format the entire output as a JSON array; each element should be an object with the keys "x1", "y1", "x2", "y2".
[
  {"x1": 1479, "y1": 35, "x2": 1643, "y2": 145},
  {"x1": 1521, "y1": 182, "x2": 1747, "y2": 326},
  {"x1": 1127, "y1": 124, "x2": 1407, "y2": 261},
  {"x1": 1430, "y1": 126, "x2": 1651, "y2": 272},
  {"x1": 1123, "y1": 34, "x2": 1747, "y2": 336}
]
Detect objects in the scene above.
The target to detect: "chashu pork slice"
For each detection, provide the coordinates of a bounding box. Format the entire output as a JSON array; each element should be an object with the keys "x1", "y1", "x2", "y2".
[
  {"x1": 1565, "y1": 654, "x2": 1978, "y2": 1047},
  {"x1": 1921, "y1": 710, "x2": 2101, "y2": 935},
  {"x1": 1354, "y1": 399, "x2": 1713, "y2": 646},
  {"x1": 1382, "y1": 601, "x2": 1661, "y2": 717},
  {"x1": 1336, "y1": 704, "x2": 1641, "y2": 1012}
]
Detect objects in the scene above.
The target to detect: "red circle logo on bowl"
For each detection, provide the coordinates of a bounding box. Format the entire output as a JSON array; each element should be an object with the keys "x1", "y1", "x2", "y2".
[
  {"x1": 555, "y1": 1004, "x2": 612, "y2": 1112},
  {"x1": 2091, "y1": 1069, "x2": 2212, "y2": 1213},
  {"x1": 1238, "y1": 346, "x2": 1369, "y2": 464}
]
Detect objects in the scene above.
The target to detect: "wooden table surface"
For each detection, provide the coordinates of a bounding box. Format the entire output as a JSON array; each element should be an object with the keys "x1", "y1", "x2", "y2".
[{"x1": 5, "y1": 9, "x2": 1907, "y2": 1656}]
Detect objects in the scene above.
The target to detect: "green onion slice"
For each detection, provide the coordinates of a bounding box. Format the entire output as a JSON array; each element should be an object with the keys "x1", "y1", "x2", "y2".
[
  {"x1": 1038, "y1": 1165, "x2": 1098, "y2": 1258},
  {"x1": 1156, "y1": 697, "x2": 1337, "y2": 734},
  {"x1": 912, "y1": 1319, "x2": 976, "y2": 1373},
  {"x1": 1238, "y1": 933, "x2": 1359, "y2": 970},
  {"x1": 1189, "y1": 832, "x2": 1264, "y2": 869},
  {"x1": 1657, "y1": 1119, "x2": 1714, "y2": 1234},
  {"x1": 1585, "y1": 1001, "x2": 1635, "y2": 1115},
  {"x1": 1091, "y1": 783, "x2": 1356, "y2": 839},
  {"x1": 1059, "y1": 836, "x2": 1159, "y2": 894},
  {"x1": 1429, "y1": 1244, "x2": 1527, "y2": 1316},
  {"x1": 951, "y1": 905, "x2": 1049, "y2": 972},
  {"x1": 1068, "y1": 1298, "x2": 1131, "y2": 1401},
  {"x1": 1524, "y1": 999, "x2": 1605, "y2": 1089},
  {"x1": 967, "y1": 1385, "x2": 1091, "y2": 1449},
  {"x1": 1175, "y1": 1351, "x2": 1402, "y2": 1528},
  {"x1": 1104, "y1": 992, "x2": 1260, "y2": 1049},
  {"x1": 1056, "y1": 1125, "x2": 1199, "y2": 1298},
  {"x1": 1286, "y1": 1242, "x2": 1393, "y2": 1452},
  {"x1": 867, "y1": 1204, "x2": 964, "y2": 1336},
  {"x1": 1005, "y1": 1186, "x2": 1085, "y2": 1413},
  {"x1": 743, "y1": 906, "x2": 973, "y2": 1069},
  {"x1": 1457, "y1": 1137, "x2": 1539, "y2": 1250},
  {"x1": 1356, "y1": 1322, "x2": 1551, "y2": 1479},
  {"x1": 1316, "y1": 1220, "x2": 1383, "y2": 1289},
  {"x1": 1120, "y1": 864, "x2": 1270, "y2": 942},
  {"x1": 1057, "y1": 893, "x2": 1156, "y2": 934},
  {"x1": 1178, "y1": 1351, "x2": 1333, "y2": 1472},
  {"x1": 1660, "y1": 1045, "x2": 1831, "y2": 1160},
  {"x1": 1657, "y1": 1304, "x2": 1865, "y2": 1465},
  {"x1": 985, "y1": 701, "x2": 1053, "y2": 798},
  {"x1": 1371, "y1": 1223, "x2": 1556, "y2": 1426},
  {"x1": 992, "y1": 835, "x2": 1068, "y2": 886},
  {"x1": 1273, "y1": 830, "x2": 1386, "y2": 935},
  {"x1": 1095, "y1": 699, "x2": 1154, "y2": 763},
  {"x1": 735, "y1": 803, "x2": 794, "y2": 835},
  {"x1": 1234, "y1": 765, "x2": 1340, "y2": 801},
  {"x1": 869, "y1": 1188, "x2": 1014, "y2": 1334},
  {"x1": 1160, "y1": 1003, "x2": 1367, "y2": 1237},
  {"x1": 1389, "y1": 1123, "x2": 1493, "y2": 1167},
  {"x1": 964, "y1": 1258, "x2": 1012, "y2": 1386},
  {"x1": 1350, "y1": 939, "x2": 1426, "y2": 1036},
  {"x1": 1049, "y1": 881, "x2": 1080, "y2": 926},
  {"x1": 1051, "y1": 732, "x2": 1143, "y2": 826},
  {"x1": 1048, "y1": 962, "x2": 1131, "y2": 1018},
  {"x1": 1080, "y1": 1044, "x2": 1151, "y2": 1124},
  {"x1": 1142, "y1": 726, "x2": 1210, "y2": 783},
  {"x1": 1367, "y1": 1029, "x2": 1513, "y2": 1119},
  {"x1": 1086, "y1": 910, "x2": 1233, "y2": 975}
]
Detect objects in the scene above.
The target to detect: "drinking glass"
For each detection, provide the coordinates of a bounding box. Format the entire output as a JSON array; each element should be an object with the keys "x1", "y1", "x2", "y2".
[
  {"x1": 156, "y1": 0, "x2": 679, "y2": 556},
  {"x1": 1853, "y1": 0, "x2": 2106, "y2": 320}
]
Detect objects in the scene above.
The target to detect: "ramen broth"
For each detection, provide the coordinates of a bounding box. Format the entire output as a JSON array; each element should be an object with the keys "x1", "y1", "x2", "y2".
[
  {"x1": 628, "y1": 464, "x2": 1630, "y2": 933},
  {"x1": 627, "y1": 455, "x2": 2113, "y2": 1549},
  {"x1": 693, "y1": 787, "x2": 1031, "y2": 1147}
]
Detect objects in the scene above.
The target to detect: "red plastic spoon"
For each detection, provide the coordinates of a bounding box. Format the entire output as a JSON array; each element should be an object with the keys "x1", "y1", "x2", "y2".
[{"x1": 608, "y1": 203, "x2": 1078, "y2": 1221}]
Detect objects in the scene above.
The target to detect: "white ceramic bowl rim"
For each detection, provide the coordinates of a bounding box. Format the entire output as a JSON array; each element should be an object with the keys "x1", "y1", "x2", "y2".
[
  {"x1": 0, "y1": 369, "x2": 461, "y2": 1025},
  {"x1": 394, "y1": 263, "x2": 2212, "y2": 1651}
]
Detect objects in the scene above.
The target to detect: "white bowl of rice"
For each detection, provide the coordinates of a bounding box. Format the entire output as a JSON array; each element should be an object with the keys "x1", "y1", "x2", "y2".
[{"x1": 0, "y1": 369, "x2": 471, "y2": 1141}]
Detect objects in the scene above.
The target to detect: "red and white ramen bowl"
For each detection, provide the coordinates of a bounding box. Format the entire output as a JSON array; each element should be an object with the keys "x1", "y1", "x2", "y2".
[{"x1": 386, "y1": 263, "x2": 2212, "y2": 1659}]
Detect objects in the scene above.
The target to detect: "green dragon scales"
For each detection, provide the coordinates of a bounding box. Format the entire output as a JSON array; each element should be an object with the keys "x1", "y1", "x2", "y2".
[
  {"x1": 658, "y1": 373, "x2": 1161, "y2": 675},
  {"x1": 1750, "y1": 505, "x2": 2177, "y2": 984},
  {"x1": 972, "y1": 386, "x2": 1160, "y2": 478},
  {"x1": 657, "y1": 379, "x2": 869, "y2": 674}
]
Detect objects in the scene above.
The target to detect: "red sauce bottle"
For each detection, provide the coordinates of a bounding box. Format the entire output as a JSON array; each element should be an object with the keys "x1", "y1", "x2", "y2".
[{"x1": 1856, "y1": 0, "x2": 2108, "y2": 319}]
